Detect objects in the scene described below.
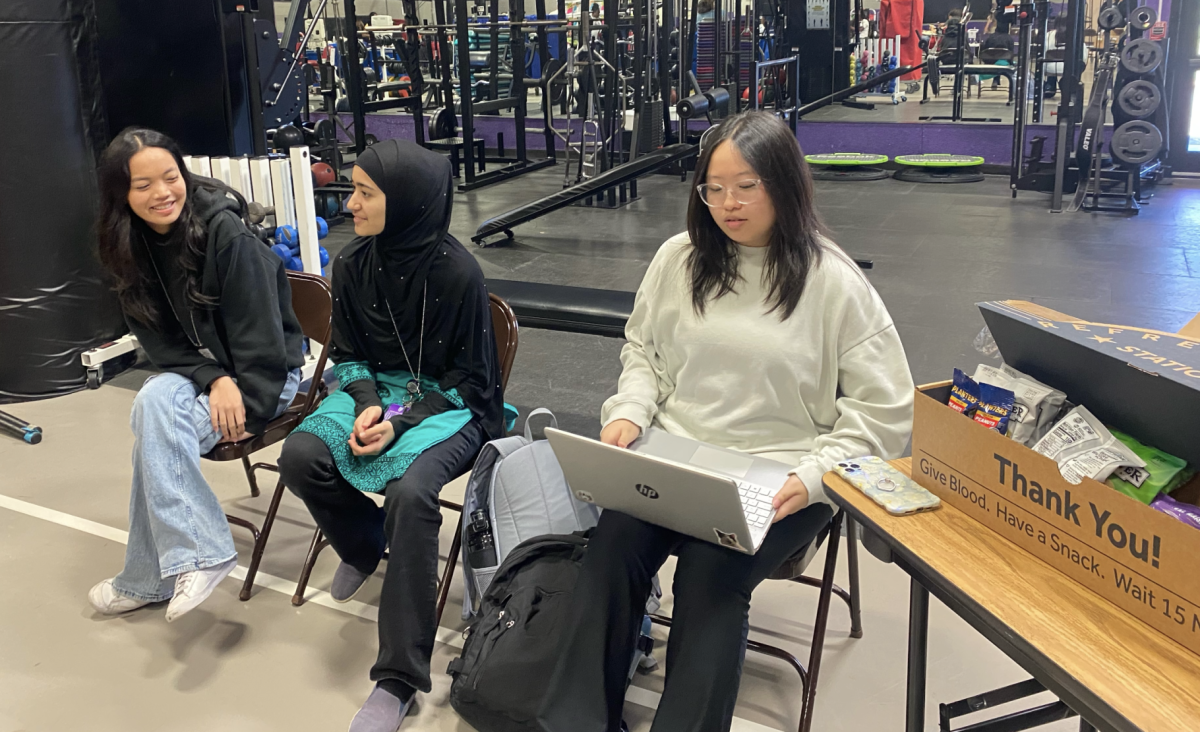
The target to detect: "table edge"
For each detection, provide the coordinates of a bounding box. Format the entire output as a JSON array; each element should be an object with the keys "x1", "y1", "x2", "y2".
[{"x1": 826, "y1": 472, "x2": 1140, "y2": 732}]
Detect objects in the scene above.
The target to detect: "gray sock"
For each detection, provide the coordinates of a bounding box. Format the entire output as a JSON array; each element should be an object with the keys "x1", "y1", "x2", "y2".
[{"x1": 348, "y1": 684, "x2": 415, "y2": 732}]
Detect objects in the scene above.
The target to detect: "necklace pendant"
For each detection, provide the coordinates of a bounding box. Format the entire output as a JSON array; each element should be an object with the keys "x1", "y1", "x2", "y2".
[{"x1": 406, "y1": 379, "x2": 421, "y2": 395}]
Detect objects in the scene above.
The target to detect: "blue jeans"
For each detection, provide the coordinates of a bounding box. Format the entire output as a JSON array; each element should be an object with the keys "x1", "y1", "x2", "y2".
[{"x1": 112, "y1": 370, "x2": 301, "y2": 602}]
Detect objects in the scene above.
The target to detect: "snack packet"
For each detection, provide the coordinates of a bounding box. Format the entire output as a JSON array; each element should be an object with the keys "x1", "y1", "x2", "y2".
[
  {"x1": 948, "y1": 369, "x2": 980, "y2": 415},
  {"x1": 1000, "y1": 363, "x2": 1067, "y2": 442},
  {"x1": 973, "y1": 382, "x2": 1015, "y2": 435},
  {"x1": 1032, "y1": 406, "x2": 1146, "y2": 484},
  {"x1": 1150, "y1": 494, "x2": 1200, "y2": 531},
  {"x1": 1105, "y1": 429, "x2": 1195, "y2": 505},
  {"x1": 973, "y1": 363, "x2": 1067, "y2": 446}
]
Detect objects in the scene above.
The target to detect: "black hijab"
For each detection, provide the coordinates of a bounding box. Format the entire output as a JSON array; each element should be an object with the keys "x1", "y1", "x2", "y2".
[{"x1": 330, "y1": 139, "x2": 505, "y2": 440}]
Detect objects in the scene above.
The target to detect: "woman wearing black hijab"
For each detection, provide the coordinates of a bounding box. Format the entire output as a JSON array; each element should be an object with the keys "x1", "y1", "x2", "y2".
[{"x1": 279, "y1": 140, "x2": 507, "y2": 732}]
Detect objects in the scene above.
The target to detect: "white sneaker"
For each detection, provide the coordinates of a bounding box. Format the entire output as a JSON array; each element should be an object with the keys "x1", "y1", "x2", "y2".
[
  {"x1": 165, "y1": 558, "x2": 238, "y2": 623},
  {"x1": 88, "y1": 579, "x2": 152, "y2": 615}
]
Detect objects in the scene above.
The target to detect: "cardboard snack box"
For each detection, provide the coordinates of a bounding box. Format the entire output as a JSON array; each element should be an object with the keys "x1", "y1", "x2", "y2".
[{"x1": 911, "y1": 301, "x2": 1200, "y2": 657}]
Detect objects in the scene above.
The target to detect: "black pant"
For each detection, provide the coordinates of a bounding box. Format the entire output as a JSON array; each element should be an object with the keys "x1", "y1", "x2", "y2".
[
  {"x1": 278, "y1": 422, "x2": 485, "y2": 692},
  {"x1": 538, "y1": 502, "x2": 834, "y2": 732}
]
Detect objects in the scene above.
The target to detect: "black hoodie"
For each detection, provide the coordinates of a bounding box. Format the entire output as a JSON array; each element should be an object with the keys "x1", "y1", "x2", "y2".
[{"x1": 128, "y1": 185, "x2": 305, "y2": 434}]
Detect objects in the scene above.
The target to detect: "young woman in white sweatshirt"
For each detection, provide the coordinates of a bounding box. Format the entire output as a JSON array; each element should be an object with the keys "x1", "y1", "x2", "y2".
[{"x1": 537, "y1": 111, "x2": 915, "y2": 732}]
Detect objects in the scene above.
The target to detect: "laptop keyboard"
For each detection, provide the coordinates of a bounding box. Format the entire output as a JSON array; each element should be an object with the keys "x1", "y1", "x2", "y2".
[{"x1": 737, "y1": 482, "x2": 779, "y2": 529}]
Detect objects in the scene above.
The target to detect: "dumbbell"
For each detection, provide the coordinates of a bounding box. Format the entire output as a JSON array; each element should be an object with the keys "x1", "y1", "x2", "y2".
[
  {"x1": 275, "y1": 224, "x2": 299, "y2": 247},
  {"x1": 249, "y1": 223, "x2": 271, "y2": 242},
  {"x1": 275, "y1": 219, "x2": 327, "y2": 243},
  {"x1": 272, "y1": 239, "x2": 330, "y2": 267},
  {"x1": 248, "y1": 201, "x2": 275, "y2": 225}
]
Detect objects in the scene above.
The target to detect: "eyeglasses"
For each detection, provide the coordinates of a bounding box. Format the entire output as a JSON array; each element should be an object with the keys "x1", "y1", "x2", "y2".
[{"x1": 696, "y1": 179, "x2": 765, "y2": 207}]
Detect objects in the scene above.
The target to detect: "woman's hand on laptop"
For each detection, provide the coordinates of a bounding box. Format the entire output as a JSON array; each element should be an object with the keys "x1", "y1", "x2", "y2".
[
  {"x1": 600, "y1": 419, "x2": 641, "y2": 448},
  {"x1": 772, "y1": 476, "x2": 810, "y2": 522}
]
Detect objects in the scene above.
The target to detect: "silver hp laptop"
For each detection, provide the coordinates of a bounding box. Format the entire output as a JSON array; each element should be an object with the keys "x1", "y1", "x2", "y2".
[{"x1": 546, "y1": 427, "x2": 793, "y2": 554}]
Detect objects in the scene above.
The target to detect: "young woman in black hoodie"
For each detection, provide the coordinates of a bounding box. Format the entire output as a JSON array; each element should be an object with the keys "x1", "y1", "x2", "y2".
[{"x1": 89, "y1": 128, "x2": 305, "y2": 623}]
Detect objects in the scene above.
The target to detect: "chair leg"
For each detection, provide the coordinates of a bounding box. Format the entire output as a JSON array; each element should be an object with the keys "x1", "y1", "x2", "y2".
[
  {"x1": 293, "y1": 529, "x2": 330, "y2": 606},
  {"x1": 242, "y1": 455, "x2": 260, "y2": 498},
  {"x1": 845, "y1": 516, "x2": 864, "y2": 639},
  {"x1": 799, "y1": 509, "x2": 845, "y2": 732},
  {"x1": 237, "y1": 478, "x2": 288, "y2": 601},
  {"x1": 435, "y1": 526, "x2": 462, "y2": 627}
]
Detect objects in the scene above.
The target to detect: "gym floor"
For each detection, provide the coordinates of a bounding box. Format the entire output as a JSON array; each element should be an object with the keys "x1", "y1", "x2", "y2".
[{"x1": 3, "y1": 169, "x2": 1198, "y2": 732}]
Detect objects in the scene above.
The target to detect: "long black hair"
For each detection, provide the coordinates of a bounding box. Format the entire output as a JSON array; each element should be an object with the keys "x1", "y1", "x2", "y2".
[
  {"x1": 96, "y1": 127, "x2": 245, "y2": 329},
  {"x1": 686, "y1": 111, "x2": 826, "y2": 320}
]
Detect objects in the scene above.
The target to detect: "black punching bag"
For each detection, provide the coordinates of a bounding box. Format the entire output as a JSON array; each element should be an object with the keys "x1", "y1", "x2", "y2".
[{"x1": 0, "y1": 0, "x2": 126, "y2": 400}]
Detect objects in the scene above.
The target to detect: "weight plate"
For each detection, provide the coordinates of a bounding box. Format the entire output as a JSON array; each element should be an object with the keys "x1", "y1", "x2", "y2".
[
  {"x1": 1129, "y1": 6, "x2": 1156, "y2": 31},
  {"x1": 1116, "y1": 80, "x2": 1162, "y2": 119},
  {"x1": 1097, "y1": 5, "x2": 1125, "y2": 30},
  {"x1": 1120, "y1": 38, "x2": 1163, "y2": 75},
  {"x1": 430, "y1": 107, "x2": 457, "y2": 140},
  {"x1": 1111, "y1": 120, "x2": 1163, "y2": 165}
]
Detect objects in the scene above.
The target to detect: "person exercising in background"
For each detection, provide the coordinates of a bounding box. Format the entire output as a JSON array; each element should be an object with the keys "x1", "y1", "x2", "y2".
[{"x1": 89, "y1": 127, "x2": 304, "y2": 623}]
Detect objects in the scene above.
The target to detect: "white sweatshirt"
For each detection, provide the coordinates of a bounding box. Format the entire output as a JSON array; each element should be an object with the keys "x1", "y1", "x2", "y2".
[{"x1": 601, "y1": 233, "x2": 915, "y2": 506}]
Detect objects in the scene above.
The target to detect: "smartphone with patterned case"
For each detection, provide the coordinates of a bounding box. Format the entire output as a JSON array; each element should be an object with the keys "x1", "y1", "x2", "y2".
[{"x1": 834, "y1": 457, "x2": 941, "y2": 516}]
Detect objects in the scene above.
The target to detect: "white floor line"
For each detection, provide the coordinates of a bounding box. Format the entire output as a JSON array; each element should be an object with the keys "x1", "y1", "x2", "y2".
[{"x1": 0, "y1": 492, "x2": 783, "y2": 732}]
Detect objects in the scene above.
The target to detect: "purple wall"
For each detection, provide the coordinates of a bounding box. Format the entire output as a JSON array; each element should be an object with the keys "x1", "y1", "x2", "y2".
[{"x1": 315, "y1": 112, "x2": 1100, "y2": 166}]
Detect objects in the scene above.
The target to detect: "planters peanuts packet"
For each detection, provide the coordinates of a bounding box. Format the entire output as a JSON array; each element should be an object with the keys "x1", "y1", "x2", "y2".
[
  {"x1": 973, "y1": 383, "x2": 1015, "y2": 435},
  {"x1": 948, "y1": 369, "x2": 980, "y2": 415}
]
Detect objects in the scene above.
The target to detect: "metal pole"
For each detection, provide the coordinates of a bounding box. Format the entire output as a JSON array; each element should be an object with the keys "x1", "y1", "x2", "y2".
[
  {"x1": 242, "y1": 11, "x2": 268, "y2": 156},
  {"x1": 1010, "y1": 2, "x2": 1035, "y2": 196},
  {"x1": 1031, "y1": 0, "x2": 1049, "y2": 122},
  {"x1": 511, "y1": 0, "x2": 529, "y2": 166},
  {"x1": 733, "y1": 0, "x2": 742, "y2": 111},
  {"x1": 631, "y1": 0, "x2": 646, "y2": 158},
  {"x1": 489, "y1": 0, "x2": 502, "y2": 100},
  {"x1": 434, "y1": 0, "x2": 456, "y2": 109},
  {"x1": 951, "y1": 26, "x2": 968, "y2": 121},
  {"x1": 344, "y1": 0, "x2": 369, "y2": 153},
  {"x1": 457, "y1": 0, "x2": 477, "y2": 182},
  {"x1": 603, "y1": 0, "x2": 619, "y2": 171},
  {"x1": 402, "y1": 0, "x2": 427, "y2": 146},
  {"x1": 1050, "y1": 0, "x2": 1083, "y2": 212},
  {"x1": 905, "y1": 577, "x2": 930, "y2": 732}
]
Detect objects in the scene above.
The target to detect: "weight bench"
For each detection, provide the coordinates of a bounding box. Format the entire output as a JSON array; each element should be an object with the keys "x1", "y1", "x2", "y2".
[
  {"x1": 426, "y1": 137, "x2": 487, "y2": 179},
  {"x1": 485, "y1": 279, "x2": 633, "y2": 338},
  {"x1": 485, "y1": 262, "x2": 873, "y2": 339}
]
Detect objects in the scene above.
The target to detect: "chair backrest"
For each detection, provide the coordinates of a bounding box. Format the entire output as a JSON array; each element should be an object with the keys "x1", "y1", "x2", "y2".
[
  {"x1": 979, "y1": 47, "x2": 1014, "y2": 63},
  {"x1": 489, "y1": 293, "x2": 519, "y2": 391},
  {"x1": 287, "y1": 271, "x2": 334, "y2": 415}
]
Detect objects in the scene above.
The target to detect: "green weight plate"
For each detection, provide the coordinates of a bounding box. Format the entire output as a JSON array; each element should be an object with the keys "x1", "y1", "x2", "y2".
[
  {"x1": 894, "y1": 154, "x2": 985, "y2": 167},
  {"x1": 805, "y1": 153, "x2": 890, "y2": 166}
]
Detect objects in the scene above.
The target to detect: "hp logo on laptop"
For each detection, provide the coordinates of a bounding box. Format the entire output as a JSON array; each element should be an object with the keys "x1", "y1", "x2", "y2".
[{"x1": 635, "y1": 483, "x2": 659, "y2": 499}]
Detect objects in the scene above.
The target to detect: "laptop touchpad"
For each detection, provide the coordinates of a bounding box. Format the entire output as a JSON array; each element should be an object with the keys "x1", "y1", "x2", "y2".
[{"x1": 689, "y1": 445, "x2": 754, "y2": 478}]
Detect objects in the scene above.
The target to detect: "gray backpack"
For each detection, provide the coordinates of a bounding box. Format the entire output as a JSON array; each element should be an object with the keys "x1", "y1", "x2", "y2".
[{"x1": 459, "y1": 409, "x2": 601, "y2": 619}]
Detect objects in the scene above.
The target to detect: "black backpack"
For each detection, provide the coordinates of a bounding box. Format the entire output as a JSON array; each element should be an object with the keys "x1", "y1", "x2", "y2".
[{"x1": 448, "y1": 532, "x2": 589, "y2": 732}]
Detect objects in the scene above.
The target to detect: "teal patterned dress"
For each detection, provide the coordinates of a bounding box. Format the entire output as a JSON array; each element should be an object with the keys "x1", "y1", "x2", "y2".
[{"x1": 294, "y1": 361, "x2": 514, "y2": 494}]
